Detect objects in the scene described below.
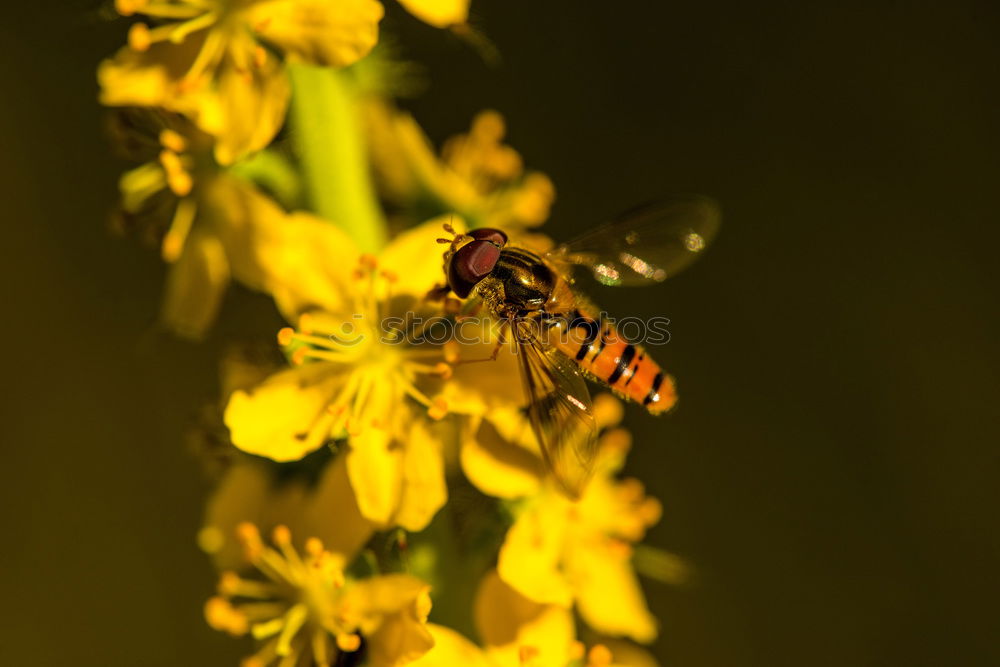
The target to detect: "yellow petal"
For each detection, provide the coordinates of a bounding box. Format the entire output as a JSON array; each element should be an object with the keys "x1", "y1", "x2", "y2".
[
  {"x1": 497, "y1": 502, "x2": 573, "y2": 608},
  {"x1": 209, "y1": 50, "x2": 291, "y2": 164},
  {"x1": 201, "y1": 454, "x2": 375, "y2": 572},
  {"x1": 98, "y1": 33, "x2": 290, "y2": 163},
  {"x1": 394, "y1": 420, "x2": 447, "y2": 531},
  {"x1": 569, "y1": 546, "x2": 658, "y2": 644},
  {"x1": 159, "y1": 228, "x2": 230, "y2": 339},
  {"x1": 97, "y1": 36, "x2": 205, "y2": 109},
  {"x1": 249, "y1": 0, "x2": 383, "y2": 67},
  {"x1": 346, "y1": 574, "x2": 435, "y2": 665},
  {"x1": 460, "y1": 417, "x2": 543, "y2": 499},
  {"x1": 377, "y1": 215, "x2": 461, "y2": 297},
  {"x1": 286, "y1": 453, "x2": 375, "y2": 561},
  {"x1": 199, "y1": 458, "x2": 273, "y2": 571},
  {"x1": 224, "y1": 362, "x2": 347, "y2": 461},
  {"x1": 475, "y1": 569, "x2": 575, "y2": 666},
  {"x1": 346, "y1": 421, "x2": 402, "y2": 527},
  {"x1": 201, "y1": 175, "x2": 358, "y2": 320},
  {"x1": 409, "y1": 625, "x2": 490, "y2": 666},
  {"x1": 397, "y1": 0, "x2": 469, "y2": 28}
]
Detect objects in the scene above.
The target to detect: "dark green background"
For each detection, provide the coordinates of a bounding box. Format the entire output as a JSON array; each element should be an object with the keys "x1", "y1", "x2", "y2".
[{"x1": 2, "y1": 1, "x2": 998, "y2": 665}]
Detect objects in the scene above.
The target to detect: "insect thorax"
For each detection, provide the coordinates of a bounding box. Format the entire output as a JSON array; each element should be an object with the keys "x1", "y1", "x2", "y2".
[{"x1": 476, "y1": 247, "x2": 557, "y2": 317}]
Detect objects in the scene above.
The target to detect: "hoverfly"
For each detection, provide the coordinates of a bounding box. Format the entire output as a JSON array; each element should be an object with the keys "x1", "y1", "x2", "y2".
[{"x1": 436, "y1": 196, "x2": 720, "y2": 497}]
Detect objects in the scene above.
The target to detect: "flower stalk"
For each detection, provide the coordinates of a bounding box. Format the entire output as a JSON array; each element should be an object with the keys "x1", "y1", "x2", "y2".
[{"x1": 288, "y1": 63, "x2": 387, "y2": 252}]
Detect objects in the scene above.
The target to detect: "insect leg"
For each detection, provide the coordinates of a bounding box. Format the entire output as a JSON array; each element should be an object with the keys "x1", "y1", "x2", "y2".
[{"x1": 451, "y1": 318, "x2": 511, "y2": 365}]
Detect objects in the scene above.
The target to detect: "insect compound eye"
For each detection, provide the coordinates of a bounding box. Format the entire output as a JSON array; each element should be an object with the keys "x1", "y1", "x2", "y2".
[
  {"x1": 467, "y1": 228, "x2": 508, "y2": 247},
  {"x1": 448, "y1": 239, "x2": 502, "y2": 298}
]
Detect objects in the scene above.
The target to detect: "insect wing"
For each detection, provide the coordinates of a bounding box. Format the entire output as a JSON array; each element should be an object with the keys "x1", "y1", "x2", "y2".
[
  {"x1": 551, "y1": 195, "x2": 721, "y2": 286},
  {"x1": 513, "y1": 320, "x2": 598, "y2": 498}
]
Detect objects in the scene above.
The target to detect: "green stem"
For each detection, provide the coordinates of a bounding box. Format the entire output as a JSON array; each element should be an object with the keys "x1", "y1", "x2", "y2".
[{"x1": 288, "y1": 63, "x2": 386, "y2": 252}]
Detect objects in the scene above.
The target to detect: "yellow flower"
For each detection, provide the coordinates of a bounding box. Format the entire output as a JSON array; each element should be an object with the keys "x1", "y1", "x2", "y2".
[
  {"x1": 199, "y1": 452, "x2": 376, "y2": 573},
  {"x1": 108, "y1": 107, "x2": 241, "y2": 336},
  {"x1": 480, "y1": 396, "x2": 663, "y2": 643},
  {"x1": 365, "y1": 102, "x2": 555, "y2": 230},
  {"x1": 206, "y1": 523, "x2": 434, "y2": 667},
  {"x1": 223, "y1": 218, "x2": 478, "y2": 530},
  {"x1": 411, "y1": 570, "x2": 658, "y2": 667},
  {"x1": 108, "y1": 108, "x2": 378, "y2": 337},
  {"x1": 99, "y1": 0, "x2": 384, "y2": 164}
]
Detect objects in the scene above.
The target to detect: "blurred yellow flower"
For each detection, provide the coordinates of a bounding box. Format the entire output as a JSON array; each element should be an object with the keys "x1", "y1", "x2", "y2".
[
  {"x1": 206, "y1": 523, "x2": 433, "y2": 667},
  {"x1": 365, "y1": 102, "x2": 555, "y2": 230},
  {"x1": 411, "y1": 570, "x2": 658, "y2": 667},
  {"x1": 224, "y1": 219, "x2": 475, "y2": 530},
  {"x1": 199, "y1": 449, "x2": 375, "y2": 573},
  {"x1": 488, "y1": 396, "x2": 663, "y2": 643},
  {"x1": 99, "y1": 0, "x2": 384, "y2": 164}
]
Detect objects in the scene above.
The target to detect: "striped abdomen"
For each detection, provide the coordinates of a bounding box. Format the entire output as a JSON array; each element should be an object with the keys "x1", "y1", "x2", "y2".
[{"x1": 547, "y1": 308, "x2": 676, "y2": 414}]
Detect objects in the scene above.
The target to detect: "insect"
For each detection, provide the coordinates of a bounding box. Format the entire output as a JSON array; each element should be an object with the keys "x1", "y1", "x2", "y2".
[{"x1": 436, "y1": 196, "x2": 720, "y2": 496}]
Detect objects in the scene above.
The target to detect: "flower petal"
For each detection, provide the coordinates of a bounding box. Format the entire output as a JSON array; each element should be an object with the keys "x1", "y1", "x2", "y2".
[
  {"x1": 159, "y1": 227, "x2": 230, "y2": 339},
  {"x1": 249, "y1": 0, "x2": 383, "y2": 67},
  {"x1": 346, "y1": 423, "x2": 402, "y2": 527},
  {"x1": 347, "y1": 574, "x2": 435, "y2": 665},
  {"x1": 409, "y1": 625, "x2": 490, "y2": 666},
  {"x1": 497, "y1": 501, "x2": 574, "y2": 607},
  {"x1": 224, "y1": 362, "x2": 346, "y2": 461},
  {"x1": 569, "y1": 546, "x2": 658, "y2": 643},
  {"x1": 397, "y1": 0, "x2": 470, "y2": 28},
  {"x1": 377, "y1": 215, "x2": 461, "y2": 297},
  {"x1": 209, "y1": 50, "x2": 291, "y2": 164},
  {"x1": 97, "y1": 37, "x2": 205, "y2": 110},
  {"x1": 475, "y1": 569, "x2": 575, "y2": 666},
  {"x1": 394, "y1": 420, "x2": 447, "y2": 531},
  {"x1": 461, "y1": 417, "x2": 543, "y2": 499},
  {"x1": 201, "y1": 175, "x2": 358, "y2": 320},
  {"x1": 200, "y1": 454, "x2": 375, "y2": 572}
]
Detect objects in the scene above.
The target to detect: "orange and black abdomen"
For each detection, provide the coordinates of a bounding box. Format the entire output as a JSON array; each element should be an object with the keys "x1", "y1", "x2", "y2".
[{"x1": 548, "y1": 309, "x2": 676, "y2": 414}]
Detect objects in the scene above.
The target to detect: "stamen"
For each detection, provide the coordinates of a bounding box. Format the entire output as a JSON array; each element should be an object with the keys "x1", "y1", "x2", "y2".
[
  {"x1": 312, "y1": 630, "x2": 331, "y2": 667},
  {"x1": 161, "y1": 196, "x2": 197, "y2": 262},
  {"x1": 159, "y1": 128, "x2": 188, "y2": 153},
  {"x1": 274, "y1": 604, "x2": 308, "y2": 656},
  {"x1": 160, "y1": 149, "x2": 193, "y2": 197},
  {"x1": 304, "y1": 538, "x2": 324, "y2": 558},
  {"x1": 277, "y1": 327, "x2": 295, "y2": 347},
  {"x1": 205, "y1": 596, "x2": 250, "y2": 635},
  {"x1": 115, "y1": 0, "x2": 146, "y2": 16},
  {"x1": 254, "y1": 45, "x2": 267, "y2": 68},
  {"x1": 358, "y1": 254, "x2": 377, "y2": 270},
  {"x1": 427, "y1": 397, "x2": 448, "y2": 420},
  {"x1": 236, "y1": 522, "x2": 263, "y2": 561},
  {"x1": 127, "y1": 23, "x2": 152, "y2": 51},
  {"x1": 336, "y1": 633, "x2": 362, "y2": 652},
  {"x1": 518, "y1": 646, "x2": 540, "y2": 665},
  {"x1": 587, "y1": 644, "x2": 613, "y2": 667},
  {"x1": 179, "y1": 25, "x2": 224, "y2": 91}
]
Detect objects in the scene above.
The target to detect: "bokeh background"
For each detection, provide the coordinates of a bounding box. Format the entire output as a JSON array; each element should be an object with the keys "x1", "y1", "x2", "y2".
[{"x1": 2, "y1": 1, "x2": 999, "y2": 665}]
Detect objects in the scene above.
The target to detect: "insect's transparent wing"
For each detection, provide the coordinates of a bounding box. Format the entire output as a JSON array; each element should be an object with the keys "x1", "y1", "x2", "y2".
[
  {"x1": 550, "y1": 195, "x2": 721, "y2": 286},
  {"x1": 513, "y1": 319, "x2": 598, "y2": 498}
]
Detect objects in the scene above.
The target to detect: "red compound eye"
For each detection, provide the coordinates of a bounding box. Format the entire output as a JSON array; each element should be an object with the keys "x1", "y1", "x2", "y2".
[
  {"x1": 467, "y1": 228, "x2": 508, "y2": 247},
  {"x1": 448, "y1": 240, "x2": 501, "y2": 297}
]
